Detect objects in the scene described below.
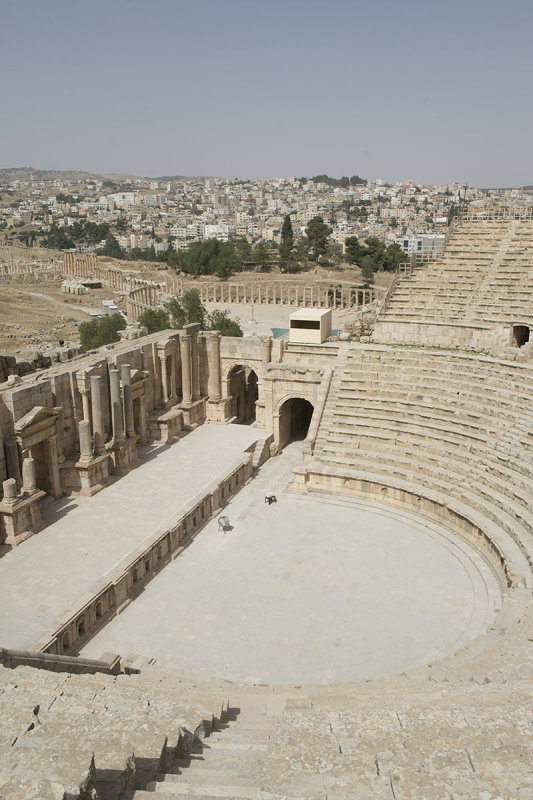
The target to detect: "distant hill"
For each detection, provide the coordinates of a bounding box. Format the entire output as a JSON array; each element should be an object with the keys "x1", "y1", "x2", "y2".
[
  {"x1": 0, "y1": 167, "x2": 96, "y2": 182},
  {"x1": 149, "y1": 175, "x2": 213, "y2": 182},
  {"x1": 149, "y1": 175, "x2": 187, "y2": 181},
  {"x1": 480, "y1": 184, "x2": 533, "y2": 191},
  {"x1": 0, "y1": 167, "x2": 206, "y2": 184}
]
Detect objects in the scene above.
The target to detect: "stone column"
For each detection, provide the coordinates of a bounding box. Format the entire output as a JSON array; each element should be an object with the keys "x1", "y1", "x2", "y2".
[
  {"x1": 22, "y1": 457, "x2": 37, "y2": 494},
  {"x1": 160, "y1": 354, "x2": 169, "y2": 404},
  {"x1": 137, "y1": 399, "x2": 147, "y2": 444},
  {"x1": 191, "y1": 330, "x2": 200, "y2": 401},
  {"x1": 206, "y1": 332, "x2": 222, "y2": 401},
  {"x1": 80, "y1": 388, "x2": 91, "y2": 422},
  {"x1": 78, "y1": 420, "x2": 93, "y2": 463},
  {"x1": 5, "y1": 439, "x2": 22, "y2": 485},
  {"x1": 169, "y1": 352, "x2": 177, "y2": 401},
  {"x1": 260, "y1": 336, "x2": 272, "y2": 372},
  {"x1": 109, "y1": 369, "x2": 125, "y2": 443},
  {"x1": 76, "y1": 371, "x2": 92, "y2": 424},
  {"x1": 2, "y1": 478, "x2": 17, "y2": 505},
  {"x1": 47, "y1": 435, "x2": 62, "y2": 498},
  {"x1": 180, "y1": 335, "x2": 192, "y2": 404},
  {"x1": 120, "y1": 364, "x2": 135, "y2": 437},
  {"x1": 90, "y1": 375, "x2": 106, "y2": 455}
]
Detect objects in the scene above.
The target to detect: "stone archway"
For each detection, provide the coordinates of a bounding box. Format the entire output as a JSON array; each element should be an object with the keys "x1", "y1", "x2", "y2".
[
  {"x1": 227, "y1": 364, "x2": 259, "y2": 424},
  {"x1": 276, "y1": 397, "x2": 314, "y2": 450}
]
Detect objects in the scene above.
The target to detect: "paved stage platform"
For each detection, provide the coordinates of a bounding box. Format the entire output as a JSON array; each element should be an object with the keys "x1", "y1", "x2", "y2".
[
  {"x1": 82, "y1": 441, "x2": 502, "y2": 685},
  {"x1": 0, "y1": 424, "x2": 267, "y2": 650}
]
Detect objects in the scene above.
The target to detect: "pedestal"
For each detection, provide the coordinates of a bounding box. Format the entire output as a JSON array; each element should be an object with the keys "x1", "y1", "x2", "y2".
[
  {"x1": 111, "y1": 437, "x2": 139, "y2": 475},
  {"x1": 59, "y1": 453, "x2": 113, "y2": 497},
  {"x1": 206, "y1": 397, "x2": 231, "y2": 423},
  {"x1": 0, "y1": 490, "x2": 46, "y2": 546},
  {"x1": 148, "y1": 407, "x2": 183, "y2": 444},
  {"x1": 179, "y1": 397, "x2": 207, "y2": 429}
]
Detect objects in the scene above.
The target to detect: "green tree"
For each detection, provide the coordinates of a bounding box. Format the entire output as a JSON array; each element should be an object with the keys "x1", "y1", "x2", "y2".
[
  {"x1": 174, "y1": 239, "x2": 238, "y2": 278},
  {"x1": 364, "y1": 237, "x2": 387, "y2": 269},
  {"x1": 42, "y1": 225, "x2": 75, "y2": 250},
  {"x1": 78, "y1": 313, "x2": 126, "y2": 351},
  {"x1": 167, "y1": 249, "x2": 180, "y2": 268},
  {"x1": 207, "y1": 310, "x2": 243, "y2": 337},
  {"x1": 165, "y1": 289, "x2": 206, "y2": 329},
  {"x1": 344, "y1": 236, "x2": 365, "y2": 264},
  {"x1": 97, "y1": 234, "x2": 123, "y2": 259},
  {"x1": 361, "y1": 255, "x2": 375, "y2": 284},
  {"x1": 382, "y1": 242, "x2": 405, "y2": 272},
  {"x1": 281, "y1": 214, "x2": 293, "y2": 243},
  {"x1": 84, "y1": 221, "x2": 110, "y2": 243},
  {"x1": 165, "y1": 289, "x2": 242, "y2": 335},
  {"x1": 279, "y1": 238, "x2": 296, "y2": 272},
  {"x1": 295, "y1": 237, "x2": 310, "y2": 266},
  {"x1": 305, "y1": 216, "x2": 332, "y2": 262},
  {"x1": 138, "y1": 308, "x2": 170, "y2": 333},
  {"x1": 324, "y1": 241, "x2": 343, "y2": 266},
  {"x1": 234, "y1": 238, "x2": 253, "y2": 270},
  {"x1": 252, "y1": 240, "x2": 270, "y2": 271}
]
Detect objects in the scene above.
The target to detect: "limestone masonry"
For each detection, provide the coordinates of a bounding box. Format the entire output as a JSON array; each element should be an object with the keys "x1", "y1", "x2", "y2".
[{"x1": 0, "y1": 207, "x2": 532, "y2": 799}]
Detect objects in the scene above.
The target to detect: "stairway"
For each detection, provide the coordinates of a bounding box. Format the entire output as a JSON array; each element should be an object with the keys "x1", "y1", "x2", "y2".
[{"x1": 133, "y1": 704, "x2": 279, "y2": 800}]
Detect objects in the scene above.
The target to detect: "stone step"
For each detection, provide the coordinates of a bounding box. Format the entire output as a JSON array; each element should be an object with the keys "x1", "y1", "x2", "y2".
[
  {"x1": 145, "y1": 780, "x2": 259, "y2": 797},
  {"x1": 202, "y1": 741, "x2": 268, "y2": 753},
  {"x1": 159, "y1": 768, "x2": 258, "y2": 785},
  {"x1": 179, "y1": 746, "x2": 268, "y2": 762},
  {"x1": 206, "y1": 730, "x2": 271, "y2": 744},
  {"x1": 174, "y1": 755, "x2": 263, "y2": 772}
]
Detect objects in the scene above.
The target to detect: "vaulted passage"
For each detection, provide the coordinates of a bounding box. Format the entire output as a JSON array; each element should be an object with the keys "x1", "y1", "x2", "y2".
[
  {"x1": 228, "y1": 365, "x2": 258, "y2": 424},
  {"x1": 278, "y1": 397, "x2": 314, "y2": 449},
  {"x1": 512, "y1": 324, "x2": 530, "y2": 347}
]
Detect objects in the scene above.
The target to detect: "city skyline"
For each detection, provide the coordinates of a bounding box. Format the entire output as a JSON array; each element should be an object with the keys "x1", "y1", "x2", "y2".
[{"x1": 1, "y1": 0, "x2": 532, "y2": 187}]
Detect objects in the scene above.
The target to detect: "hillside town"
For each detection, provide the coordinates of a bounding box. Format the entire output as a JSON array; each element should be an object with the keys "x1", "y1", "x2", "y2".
[{"x1": 2, "y1": 168, "x2": 531, "y2": 265}]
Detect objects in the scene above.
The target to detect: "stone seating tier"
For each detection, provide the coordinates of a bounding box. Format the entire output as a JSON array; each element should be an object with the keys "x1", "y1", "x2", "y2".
[
  {"x1": 376, "y1": 218, "x2": 533, "y2": 346},
  {"x1": 0, "y1": 664, "x2": 221, "y2": 800},
  {"x1": 311, "y1": 347, "x2": 533, "y2": 579}
]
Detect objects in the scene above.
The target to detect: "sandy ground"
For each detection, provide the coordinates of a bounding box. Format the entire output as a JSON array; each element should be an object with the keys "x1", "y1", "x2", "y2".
[
  {"x1": 0, "y1": 279, "x2": 126, "y2": 355},
  {"x1": 0, "y1": 258, "x2": 392, "y2": 356}
]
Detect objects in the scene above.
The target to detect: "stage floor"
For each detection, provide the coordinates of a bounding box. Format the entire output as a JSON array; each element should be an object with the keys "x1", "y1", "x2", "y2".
[{"x1": 82, "y1": 441, "x2": 502, "y2": 685}]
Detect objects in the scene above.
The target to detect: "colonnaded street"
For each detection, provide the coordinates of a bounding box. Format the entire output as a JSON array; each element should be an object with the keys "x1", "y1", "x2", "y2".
[{"x1": 82, "y1": 439, "x2": 502, "y2": 685}]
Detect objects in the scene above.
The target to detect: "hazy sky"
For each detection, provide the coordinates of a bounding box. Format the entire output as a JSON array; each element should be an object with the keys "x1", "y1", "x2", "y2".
[{"x1": 1, "y1": 0, "x2": 532, "y2": 186}]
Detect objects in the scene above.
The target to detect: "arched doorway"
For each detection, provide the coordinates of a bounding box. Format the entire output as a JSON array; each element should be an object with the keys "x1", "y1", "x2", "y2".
[
  {"x1": 228, "y1": 365, "x2": 259, "y2": 424},
  {"x1": 278, "y1": 397, "x2": 314, "y2": 449}
]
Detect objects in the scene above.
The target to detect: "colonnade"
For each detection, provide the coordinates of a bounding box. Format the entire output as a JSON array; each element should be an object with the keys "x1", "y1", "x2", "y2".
[
  {"x1": 63, "y1": 252, "x2": 98, "y2": 277},
  {"x1": 76, "y1": 366, "x2": 142, "y2": 456},
  {"x1": 194, "y1": 281, "x2": 378, "y2": 309},
  {"x1": 127, "y1": 284, "x2": 166, "y2": 321}
]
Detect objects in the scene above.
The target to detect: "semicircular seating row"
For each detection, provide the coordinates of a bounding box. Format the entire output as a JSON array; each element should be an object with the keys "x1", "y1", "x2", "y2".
[
  {"x1": 379, "y1": 219, "x2": 533, "y2": 327},
  {"x1": 312, "y1": 346, "x2": 533, "y2": 587}
]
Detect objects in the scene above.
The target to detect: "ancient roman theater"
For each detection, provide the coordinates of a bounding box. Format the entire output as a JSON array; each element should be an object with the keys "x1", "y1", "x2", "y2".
[{"x1": 0, "y1": 207, "x2": 532, "y2": 799}]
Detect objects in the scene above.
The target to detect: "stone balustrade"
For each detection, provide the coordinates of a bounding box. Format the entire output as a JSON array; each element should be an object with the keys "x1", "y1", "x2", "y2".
[{"x1": 34, "y1": 452, "x2": 254, "y2": 657}]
